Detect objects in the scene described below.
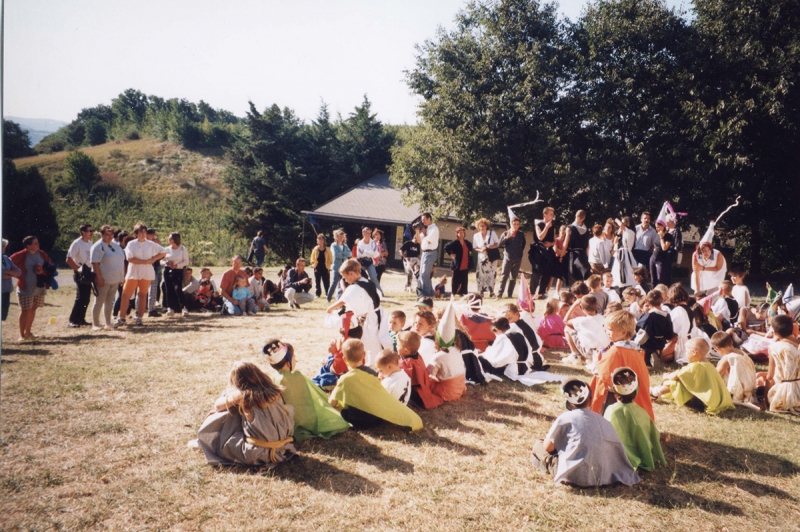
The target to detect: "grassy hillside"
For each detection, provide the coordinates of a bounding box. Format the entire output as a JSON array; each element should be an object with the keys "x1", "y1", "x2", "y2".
[
  {"x1": 14, "y1": 138, "x2": 229, "y2": 198},
  {"x1": 13, "y1": 139, "x2": 247, "y2": 264}
]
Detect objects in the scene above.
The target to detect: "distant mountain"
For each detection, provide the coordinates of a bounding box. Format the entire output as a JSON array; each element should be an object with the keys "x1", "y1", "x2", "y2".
[{"x1": 3, "y1": 116, "x2": 68, "y2": 147}]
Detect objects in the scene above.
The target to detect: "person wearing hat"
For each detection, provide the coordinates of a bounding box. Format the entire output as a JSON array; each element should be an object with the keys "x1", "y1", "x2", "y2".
[
  {"x1": 603, "y1": 367, "x2": 666, "y2": 472},
  {"x1": 530, "y1": 379, "x2": 640, "y2": 487},
  {"x1": 264, "y1": 339, "x2": 350, "y2": 441},
  {"x1": 691, "y1": 221, "x2": 727, "y2": 294},
  {"x1": 496, "y1": 210, "x2": 526, "y2": 299}
]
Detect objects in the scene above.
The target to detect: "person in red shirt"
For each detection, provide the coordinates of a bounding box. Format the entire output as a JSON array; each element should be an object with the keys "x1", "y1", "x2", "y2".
[
  {"x1": 444, "y1": 227, "x2": 473, "y2": 296},
  {"x1": 397, "y1": 330, "x2": 443, "y2": 409}
]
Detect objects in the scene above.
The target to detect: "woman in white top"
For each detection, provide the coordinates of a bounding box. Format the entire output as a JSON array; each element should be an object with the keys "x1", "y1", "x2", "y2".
[
  {"x1": 691, "y1": 242, "x2": 727, "y2": 294},
  {"x1": 472, "y1": 218, "x2": 499, "y2": 297},
  {"x1": 90, "y1": 225, "x2": 125, "y2": 330},
  {"x1": 601, "y1": 219, "x2": 616, "y2": 271},
  {"x1": 611, "y1": 216, "x2": 637, "y2": 288},
  {"x1": 587, "y1": 224, "x2": 608, "y2": 275},
  {"x1": 120, "y1": 223, "x2": 167, "y2": 326},
  {"x1": 355, "y1": 226, "x2": 382, "y2": 292},
  {"x1": 163, "y1": 232, "x2": 190, "y2": 317}
]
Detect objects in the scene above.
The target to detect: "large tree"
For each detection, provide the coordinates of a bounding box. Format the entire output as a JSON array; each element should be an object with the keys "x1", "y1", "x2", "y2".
[
  {"x1": 391, "y1": 0, "x2": 571, "y2": 222},
  {"x1": 2, "y1": 160, "x2": 59, "y2": 254},
  {"x1": 687, "y1": 0, "x2": 800, "y2": 273},
  {"x1": 3, "y1": 120, "x2": 34, "y2": 159}
]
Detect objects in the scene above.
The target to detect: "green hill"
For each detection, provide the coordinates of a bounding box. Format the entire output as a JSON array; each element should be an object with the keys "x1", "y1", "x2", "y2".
[
  {"x1": 14, "y1": 137, "x2": 228, "y2": 198},
  {"x1": 13, "y1": 138, "x2": 244, "y2": 264}
]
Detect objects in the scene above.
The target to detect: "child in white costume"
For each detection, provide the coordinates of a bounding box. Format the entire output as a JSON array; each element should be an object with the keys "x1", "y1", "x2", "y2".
[{"x1": 326, "y1": 259, "x2": 391, "y2": 366}]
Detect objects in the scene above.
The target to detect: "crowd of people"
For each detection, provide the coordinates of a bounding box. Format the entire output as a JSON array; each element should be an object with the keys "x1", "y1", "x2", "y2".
[
  {"x1": 407, "y1": 205, "x2": 691, "y2": 304},
  {"x1": 4, "y1": 206, "x2": 799, "y2": 488},
  {"x1": 191, "y1": 235, "x2": 799, "y2": 486}
]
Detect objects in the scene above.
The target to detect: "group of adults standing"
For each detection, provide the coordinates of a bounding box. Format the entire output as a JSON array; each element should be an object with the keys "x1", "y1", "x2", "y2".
[{"x1": 407, "y1": 205, "x2": 702, "y2": 300}]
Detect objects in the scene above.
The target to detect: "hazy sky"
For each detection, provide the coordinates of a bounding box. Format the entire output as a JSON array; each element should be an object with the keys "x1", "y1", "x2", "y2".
[{"x1": 3, "y1": 0, "x2": 686, "y2": 125}]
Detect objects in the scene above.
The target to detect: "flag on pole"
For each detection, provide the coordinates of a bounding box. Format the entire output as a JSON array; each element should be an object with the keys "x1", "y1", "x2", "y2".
[{"x1": 518, "y1": 272, "x2": 534, "y2": 312}]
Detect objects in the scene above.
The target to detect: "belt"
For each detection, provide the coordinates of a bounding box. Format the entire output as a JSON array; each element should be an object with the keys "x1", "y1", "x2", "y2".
[
  {"x1": 781, "y1": 378, "x2": 800, "y2": 383},
  {"x1": 245, "y1": 436, "x2": 294, "y2": 462},
  {"x1": 422, "y1": 249, "x2": 437, "y2": 253}
]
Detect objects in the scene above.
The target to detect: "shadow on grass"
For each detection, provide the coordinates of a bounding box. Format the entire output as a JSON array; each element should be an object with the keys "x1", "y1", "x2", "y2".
[
  {"x1": 573, "y1": 433, "x2": 799, "y2": 514},
  {"x1": 304, "y1": 431, "x2": 416, "y2": 474},
  {"x1": 1, "y1": 347, "x2": 53, "y2": 357},
  {"x1": 217, "y1": 454, "x2": 383, "y2": 496}
]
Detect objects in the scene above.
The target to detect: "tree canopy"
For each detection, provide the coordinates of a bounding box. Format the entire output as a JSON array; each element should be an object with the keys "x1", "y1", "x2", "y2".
[
  {"x1": 224, "y1": 97, "x2": 395, "y2": 261},
  {"x1": 392, "y1": 0, "x2": 800, "y2": 274}
]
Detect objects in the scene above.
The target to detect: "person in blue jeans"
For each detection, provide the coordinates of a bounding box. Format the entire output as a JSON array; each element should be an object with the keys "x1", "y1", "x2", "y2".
[
  {"x1": 249, "y1": 230, "x2": 269, "y2": 266},
  {"x1": 417, "y1": 213, "x2": 439, "y2": 298},
  {"x1": 327, "y1": 230, "x2": 350, "y2": 302}
]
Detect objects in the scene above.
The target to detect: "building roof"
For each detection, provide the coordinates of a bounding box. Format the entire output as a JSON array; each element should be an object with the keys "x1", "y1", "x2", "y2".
[{"x1": 305, "y1": 174, "x2": 428, "y2": 225}]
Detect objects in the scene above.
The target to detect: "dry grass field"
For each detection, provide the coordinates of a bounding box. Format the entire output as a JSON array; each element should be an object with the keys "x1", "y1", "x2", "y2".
[{"x1": 2, "y1": 270, "x2": 799, "y2": 531}]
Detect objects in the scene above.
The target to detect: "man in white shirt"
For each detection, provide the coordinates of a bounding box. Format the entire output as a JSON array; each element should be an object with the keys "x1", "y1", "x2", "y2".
[
  {"x1": 633, "y1": 212, "x2": 658, "y2": 267},
  {"x1": 417, "y1": 212, "x2": 439, "y2": 297},
  {"x1": 67, "y1": 223, "x2": 95, "y2": 327}
]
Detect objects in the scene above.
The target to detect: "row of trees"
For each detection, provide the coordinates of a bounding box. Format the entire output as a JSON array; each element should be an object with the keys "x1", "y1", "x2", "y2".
[
  {"x1": 224, "y1": 97, "x2": 396, "y2": 260},
  {"x1": 36, "y1": 89, "x2": 242, "y2": 154},
  {"x1": 391, "y1": 0, "x2": 800, "y2": 274}
]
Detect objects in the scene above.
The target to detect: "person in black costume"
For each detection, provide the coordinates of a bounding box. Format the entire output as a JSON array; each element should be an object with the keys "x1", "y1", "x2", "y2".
[
  {"x1": 528, "y1": 206, "x2": 558, "y2": 299},
  {"x1": 561, "y1": 210, "x2": 591, "y2": 283}
]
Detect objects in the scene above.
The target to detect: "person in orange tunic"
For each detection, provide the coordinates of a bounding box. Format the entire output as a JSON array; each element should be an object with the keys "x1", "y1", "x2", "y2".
[
  {"x1": 397, "y1": 330, "x2": 443, "y2": 409},
  {"x1": 589, "y1": 310, "x2": 655, "y2": 421}
]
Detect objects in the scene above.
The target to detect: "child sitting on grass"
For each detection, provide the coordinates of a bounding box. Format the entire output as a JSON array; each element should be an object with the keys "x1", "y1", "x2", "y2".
[
  {"x1": 377, "y1": 349, "x2": 412, "y2": 405},
  {"x1": 764, "y1": 315, "x2": 800, "y2": 413},
  {"x1": 388, "y1": 310, "x2": 406, "y2": 351},
  {"x1": 711, "y1": 280, "x2": 739, "y2": 329},
  {"x1": 196, "y1": 361, "x2": 296, "y2": 468},
  {"x1": 329, "y1": 339, "x2": 423, "y2": 431},
  {"x1": 427, "y1": 304, "x2": 467, "y2": 401},
  {"x1": 502, "y1": 303, "x2": 548, "y2": 371},
  {"x1": 413, "y1": 309, "x2": 439, "y2": 364},
  {"x1": 249, "y1": 267, "x2": 271, "y2": 312},
  {"x1": 603, "y1": 272, "x2": 622, "y2": 304},
  {"x1": 623, "y1": 287, "x2": 642, "y2": 319},
  {"x1": 650, "y1": 338, "x2": 734, "y2": 415},
  {"x1": 587, "y1": 274, "x2": 608, "y2": 315},
  {"x1": 478, "y1": 317, "x2": 527, "y2": 379},
  {"x1": 232, "y1": 275, "x2": 257, "y2": 316},
  {"x1": 634, "y1": 290, "x2": 674, "y2": 368},
  {"x1": 728, "y1": 264, "x2": 751, "y2": 312},
  {"x1": 397, "y1": 331, "x2": 443, "y2": 409},
  {"x1": 538, "y1": 298, "x2": 568, "y2": 349},
  {"x1": 433, "y1": 276, "x2": 449, "y2": 298},
  {"x1": 633, "y1": 266, "x2": 651, "y2": 296},
  {"x1": 559, "y1": 291, "x2": 576, "y2": 320},
  {"x1": 590, "y1": 310, "x2": 655, "y2": 420},
  {"x1": 564, "y1": 295, "x2": 608, "y2": 365},
  {"x1": 712, "y1": 331, "x2": 757, "y2": 407},
  {"x1": 264, "y1": 339, "x2": 350, "y2": 441},
  {"x1": 603, "y1": 367, "x2": 666, "y2": 472},
  {"x1": 312, "y1": 314, "x2": 363, "y2": 391},
  {"x1": 530, "y1": 379, "x2": 640, "y2": 487}
]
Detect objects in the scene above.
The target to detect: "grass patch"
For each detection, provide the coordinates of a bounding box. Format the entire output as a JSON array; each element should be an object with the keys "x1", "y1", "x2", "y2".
[{"x1": 1, "y1": 271, "x2": 799, "y2": 530}]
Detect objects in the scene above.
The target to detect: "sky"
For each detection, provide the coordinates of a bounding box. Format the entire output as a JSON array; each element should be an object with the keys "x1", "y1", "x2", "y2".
[{"x1": 2, "y1": 0, "x2": 687, "y2": 126}]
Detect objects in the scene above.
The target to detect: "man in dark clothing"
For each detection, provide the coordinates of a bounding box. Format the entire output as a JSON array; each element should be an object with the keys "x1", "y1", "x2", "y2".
[
  {"x1": 284, "y1": 258, "x2": 315, "y2": 309},
  {"x1": 496, "y1": 216, "x2": 527, "y2": 298}
]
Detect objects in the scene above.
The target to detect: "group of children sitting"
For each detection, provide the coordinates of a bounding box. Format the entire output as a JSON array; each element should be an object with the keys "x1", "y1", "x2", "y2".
[{"x1": 193, "y1": 258, "x2": 800, "y2": 487}]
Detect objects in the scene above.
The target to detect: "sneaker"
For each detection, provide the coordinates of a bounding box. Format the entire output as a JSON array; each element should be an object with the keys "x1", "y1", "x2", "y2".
[
  {"x1": 106, "y1": 321, "x2": 118, "y2": 329},
  {"x1": 133, "y1": 317, "x2": 143, "y2": 326},
  {"x1": 148, "y1": 310, "x2": 162, "y2": 318},
  {"x1": 250, "y1": 310, "x2": 258, "y2": 316},
  {"x1": 116, "y1": 318, "x2": 127, "y2": 327},
  {"x1": 649, "y1": 386, "x2": 661, "y2": 399},
  {"x1": 182, "y1": 307, "x2": 189, "y2": 318},
  {"x1": 165, "y1": 308, "x2": 175, "y2": 317},
  {"x1": 67, "y1": 322, "x2": 81, "y2": 328},
  {"x1": 92, "y1": 325, "x2": 103, "y2": 331},
  {"x1": 564, "y1": 353, "x2": 584, "y2": 366}
]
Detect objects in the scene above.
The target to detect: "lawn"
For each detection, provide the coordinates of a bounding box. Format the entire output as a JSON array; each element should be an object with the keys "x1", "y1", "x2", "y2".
[{"x1": 1, "y1": 270, "x2": 799, "y2": 531}]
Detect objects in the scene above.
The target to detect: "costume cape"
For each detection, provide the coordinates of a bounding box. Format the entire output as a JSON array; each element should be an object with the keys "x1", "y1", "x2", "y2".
[
  {"x1": 666, "y1": 361, "x2": 734, "y2": 415},
  {"x1": 330, "y1": 368, "x2": 423, "y2": 431},
  {"x1": 400, "y1": 353, "x2": 444, "y2": 409},
  {"x1": 590, "y1": 344, "x2": 655, "y2": 421},
  {"x1": 604, "y1": 402, "x2": 666, "y2": 472},
  {"x1": 276, "y1": 370, "x2": 350, "y2": 441}
]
